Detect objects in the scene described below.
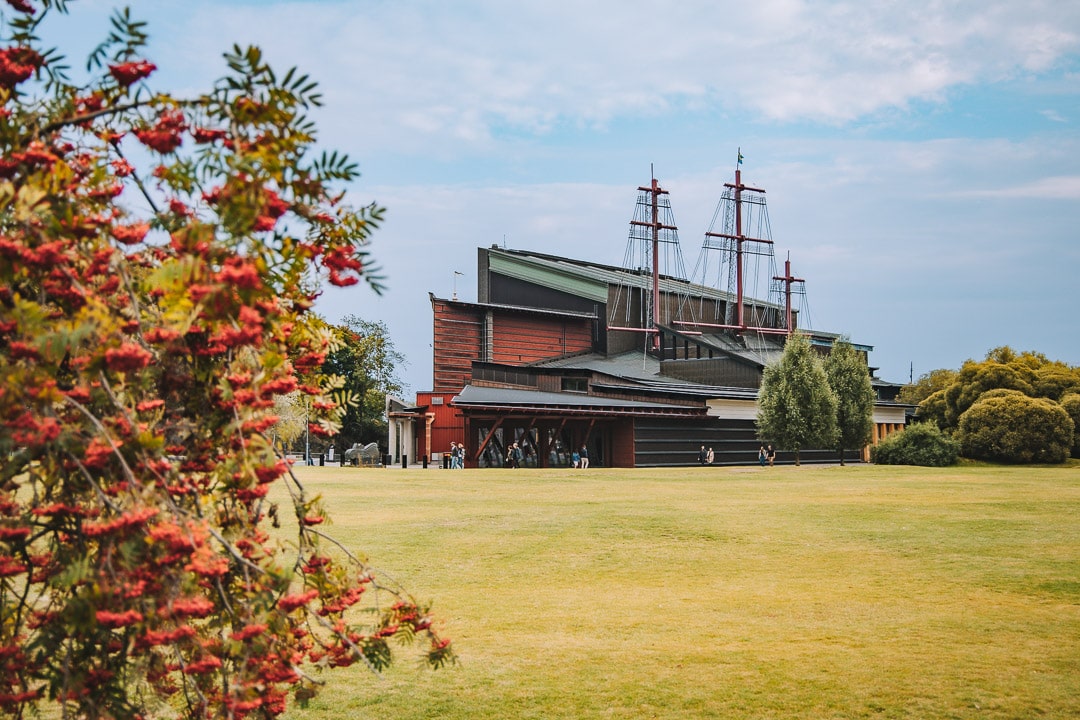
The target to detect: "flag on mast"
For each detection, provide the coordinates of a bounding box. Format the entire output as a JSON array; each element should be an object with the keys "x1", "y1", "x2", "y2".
[{"x1": 737, "y1": 149, "x2": 744, "y2": 165}]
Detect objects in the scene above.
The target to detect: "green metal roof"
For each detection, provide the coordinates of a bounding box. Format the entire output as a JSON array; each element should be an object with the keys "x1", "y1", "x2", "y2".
[
  {"x1": 488, "y1": 248, "x2": 773, "y2": 309},
  {"x1": 488, "y1": 252, "x2": 608, "y2": 302}
]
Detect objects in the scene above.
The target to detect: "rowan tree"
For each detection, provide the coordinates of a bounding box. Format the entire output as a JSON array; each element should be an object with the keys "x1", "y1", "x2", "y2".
[{"x1": 0, "y1": 3, "x2": 451, "y2": 719}]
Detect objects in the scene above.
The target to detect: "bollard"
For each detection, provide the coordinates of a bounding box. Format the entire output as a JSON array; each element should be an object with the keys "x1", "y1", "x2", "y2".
[
  {"x1": 401, "y1": 454, "x2": 407, "y2": 469},
  {"x1": 422, "y1": 455, "x2": 428, "y2": 469}
]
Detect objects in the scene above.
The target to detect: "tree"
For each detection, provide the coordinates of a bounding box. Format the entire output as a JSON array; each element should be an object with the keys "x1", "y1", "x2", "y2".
[
  {"x1": 1032, "y1": 362, "x2": 1080, "y2": 402},
  {"x1": 943, "y1": 355, "x2": 1034, "y2": 427},
  {"x1": 957, "y1": 390, "x2": 1073, "y2": 463},
  {"x1": 321, "y1": 315, "x2": 405, "y2": 456},
  {"x1": 924, "y1": 346, "x2": 1080, "y2": 431},
  {"x1": 916, "y1": 389, "x2": 949, "y2": 431},
  {"x1": 0, "y1": 5, "x2": 450, "y2": 719},
  {"x1": 824, "y1": 338, "x2": 875, "y2": 465},
  {"x1": 897, "y1": 368, "x2": 957, "y2": 406},
  {"x1": 1060, "y1": 393, "x2": 1080, "y2": 458},
  {"x1": 756, "y1": 333, "x2": 838, "y2": 465}
]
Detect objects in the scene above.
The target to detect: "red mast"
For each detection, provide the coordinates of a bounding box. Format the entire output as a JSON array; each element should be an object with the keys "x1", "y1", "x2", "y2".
[
  {"x1": 674, "y1": 150, "x2": 808, "y2": 337},
  {"x1": 703, "y1": 153, "x2": 768, "y2": 332},
  {"x1": 628, "y1": 175, "x2": 676, "y2": 350},
  {"x1": 773, "y1": 253, "x2": 804, "y2": 335}
]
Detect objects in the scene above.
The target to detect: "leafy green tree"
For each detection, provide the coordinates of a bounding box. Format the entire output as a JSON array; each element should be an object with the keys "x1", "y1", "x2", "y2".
[
  {"x1": 897, "y1": 368, "x2": 957, "y2": 406},
  {"x1": 824, "y1": 338, "x2": 875, "y2": 465},
  {"x1": 917, "y1": 389, "x2": 950, "y2": 431},
  {"x1": 271, "y1": 390, "x2": 310, "y2": 451},
  {"x1": 1060, "y1": 393, "x2": 1080, "y2": 458},
  {"x1": 322, "y1": 316, "x2": 405, "y2": 455},
  {"x1": 756, "y1": 333, "x2": 838, "y2": 465},
  {"x1": 957, "y1": 390, "x2": 1073, "y2": 463},
  {"x1": 943, "y1": 355, "x2": 1034, "y2": 427},
  {"x1": 1032, "y1": 362, "x2": 1080, "y2": 401},
  {"x1": 0, "y1": 5, "x2": 450, "y2": 719},
  {"x1": 917, "y1": 348, "x2": 1080, "y2": 450},
  {"x1": 870, "y1": 422, "x2": 960, "y2": 466}
]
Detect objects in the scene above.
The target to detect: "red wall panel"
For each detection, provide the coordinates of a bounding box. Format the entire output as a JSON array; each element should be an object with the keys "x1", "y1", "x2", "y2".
[
  {"x1": 415, "y1": 391, "x2": 463, "y2": 460},
  {"x1": 490, "y1": 315, "x2": 592, "y2": 365},
  {"x1": 432, "y1": 300, "x2": 483, "y2": 393}
]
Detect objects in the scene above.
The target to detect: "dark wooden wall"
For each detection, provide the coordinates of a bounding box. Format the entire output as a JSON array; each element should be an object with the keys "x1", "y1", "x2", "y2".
[
  {"x1": 659, "y1": 358, "x2": 762, "y2": 389},
  {"x1": 632, "y1": 418, "x2": 853, "y2": 467}
]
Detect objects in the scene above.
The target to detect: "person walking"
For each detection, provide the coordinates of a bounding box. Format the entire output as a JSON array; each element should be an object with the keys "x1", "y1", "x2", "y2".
[
  {"x1": 758, "y1": 445, "x2": 767, "y2": 467},
  {"x1": 766, "y1": 444, "x2": 776, "y2": 467},
  {"x1": 706, "y1": 447, "x2": 714, "y2": 465},
  {"x1": 698, "y1": 445, "x2": 707, "y2": 464},
  {"x1": 579, "y1": 444, "x2": 589, "y2": 469}
]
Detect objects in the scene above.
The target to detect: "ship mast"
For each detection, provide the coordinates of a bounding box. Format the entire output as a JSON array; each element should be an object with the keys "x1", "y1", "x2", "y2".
[
  {"x1": 773, "y1": 253, "x2": 803, "y2": 335},
  {"x1": 629, "y1": 176, "x2": 676, "y2": 349},
  {"x1": 707, "y1": 153, "x2": 768, "y2": 331},
  {"x1": 609, "y1": 168, "x2": 687, "y2": 350},
  {"x1": 678, "y1": 150, "x2": 806, "y2": 337}
]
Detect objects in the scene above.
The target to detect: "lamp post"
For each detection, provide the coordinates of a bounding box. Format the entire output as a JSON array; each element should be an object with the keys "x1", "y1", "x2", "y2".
[{"x1": 304, "y1": 410, "x2": 311, "y2": 465}]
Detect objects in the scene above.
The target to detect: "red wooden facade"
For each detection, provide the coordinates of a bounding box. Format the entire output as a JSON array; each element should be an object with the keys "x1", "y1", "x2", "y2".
[
  {"x1": 431, "y1": 298, "x2": 485, "y2": 393},
  {"x1": 431, "y1": 295, "x2": 594, "y2": 393},
  {"x1": 490, "y1": 313, "x2": 592, "y2": 366},
  {"x1": 414, "y1": 391, "x2": 462, "y2": 464},
  {"x1": 410, "y1": 245, "x2": 906, "y2": 468}
]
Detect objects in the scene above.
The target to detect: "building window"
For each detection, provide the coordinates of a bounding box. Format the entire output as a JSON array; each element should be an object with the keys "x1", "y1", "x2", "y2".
[{"x1": 561, "y1": 377, "x2": 588, "y2": 393}]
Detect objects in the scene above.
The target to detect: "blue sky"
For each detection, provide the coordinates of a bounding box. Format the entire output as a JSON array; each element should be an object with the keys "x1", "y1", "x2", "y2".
[{"x1": 39, "y1": 0, "x2": 1080, "y2": 393}]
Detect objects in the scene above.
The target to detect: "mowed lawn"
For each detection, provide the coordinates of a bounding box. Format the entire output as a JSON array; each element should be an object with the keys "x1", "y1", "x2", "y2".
[{"x1": 279, "y1": 463, "x2": 1080, "y2": 720}]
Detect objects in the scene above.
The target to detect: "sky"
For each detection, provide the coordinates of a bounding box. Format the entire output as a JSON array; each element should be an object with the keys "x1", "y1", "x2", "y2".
[{"x1": 37, "y1": 0, "x2": 1080, "y2": 394}]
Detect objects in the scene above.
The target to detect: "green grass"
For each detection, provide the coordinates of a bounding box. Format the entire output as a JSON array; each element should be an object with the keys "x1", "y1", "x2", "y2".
[{"x1": 280, "y1": 463, "x2": 1080, "y2": 719}]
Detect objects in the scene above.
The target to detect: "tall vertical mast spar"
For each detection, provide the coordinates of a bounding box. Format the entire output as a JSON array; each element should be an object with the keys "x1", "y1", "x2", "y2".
[
  {"x1": 610, "y1": 167, "x2": 689, "y2": 350},
  {"x1": 632, "y1": 174, "x2": 671, "y2": 349},
  {"x1": 681, "y1": 150, "x2": 806, "y2": 337},
  {"x1": 711, "y1": 150, "x2": 769, "y2": 330},
  {"x1": 773, "y1": 253, "x2": 804, "y2": 334}
]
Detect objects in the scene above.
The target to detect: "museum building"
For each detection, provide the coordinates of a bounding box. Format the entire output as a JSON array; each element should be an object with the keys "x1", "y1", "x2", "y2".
[{"x1": 387, "y1": 170, "x2": 909, "y2": 468}]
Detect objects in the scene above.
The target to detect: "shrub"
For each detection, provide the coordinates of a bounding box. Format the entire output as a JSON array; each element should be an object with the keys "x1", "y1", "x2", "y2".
[
  {"x1": 957, "y1": 390, "x2": 1074, "y2": 463},
  {"x1": 871, "y1": 422, "x2": 960, "y2": 467},
  {"x1": 916, "y1": 389, "x2": 949, "y2": 430},
  {"x1": 1058, "y1": 393, "x2": 1080, "y2": 458}
]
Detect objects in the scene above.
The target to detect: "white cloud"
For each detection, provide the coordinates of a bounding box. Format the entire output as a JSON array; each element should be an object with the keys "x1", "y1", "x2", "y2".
[
  {"x1": 34, "y1": 1, "x2": 1080, "y2": 391},
  {"x1": 959, "y1": 175, "x2": 1080, "y2": 199},
  {"x1": 1040, "y1": 109, "x2": 1068, "y2": 123},
  {"x1": 121, "y1": 0, "x2": 1080, "y2": 152}
]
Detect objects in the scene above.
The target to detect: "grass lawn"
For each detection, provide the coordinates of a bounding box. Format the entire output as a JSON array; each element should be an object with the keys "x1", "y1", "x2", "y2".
[{"x1": 279, "y1": 463, "x2": 1080, "y2": 720}]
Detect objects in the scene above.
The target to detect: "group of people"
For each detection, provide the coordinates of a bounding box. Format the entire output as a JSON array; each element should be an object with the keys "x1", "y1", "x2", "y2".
[
  {"x1": 448, "y1": 441, "x2": 465, "y2": 469},
  {"x1": 504, "y1": 441, "x2": 590, "y2": 468},
  {"x1": 697, "y1": 445, "x2": 715, "y2": 465},
  {"x1": 505, "y1": 442, "x2": 524, "y2": 468},
  {"x1": 758, "y1": 444, "x2": 775, "y2": 467},
  {"x1": 570, "y1": 445, "x2": 589, "y2": 469},
  {"x1": 697, "y1": 443, "x2": 776, "y2": 466}
]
